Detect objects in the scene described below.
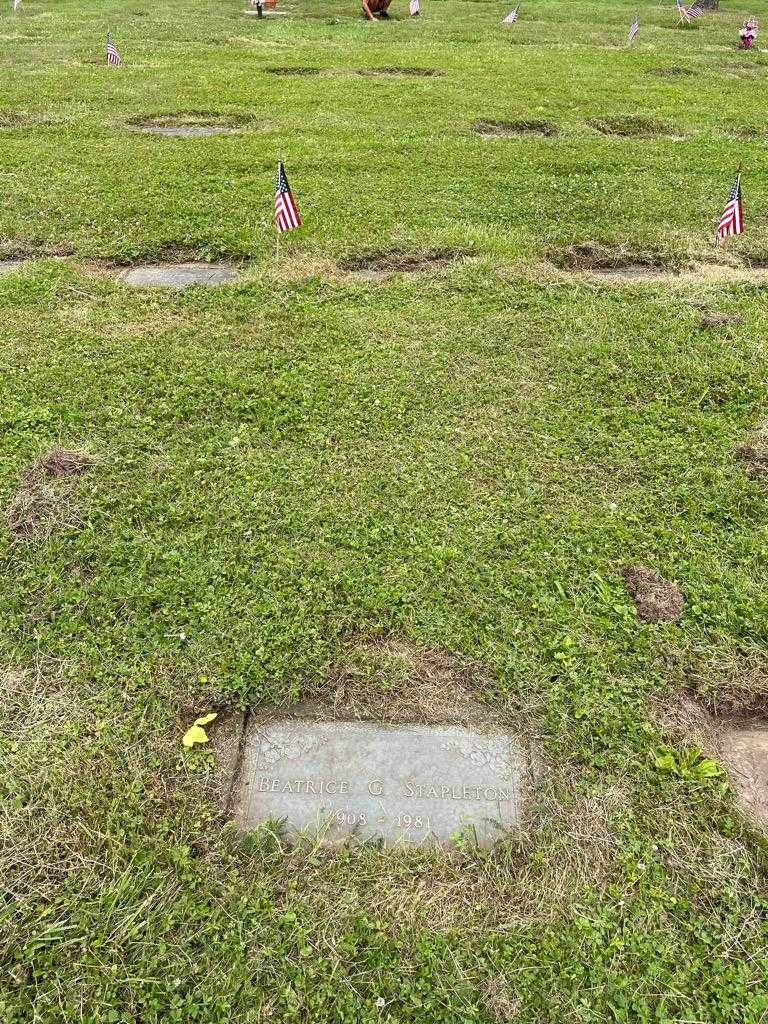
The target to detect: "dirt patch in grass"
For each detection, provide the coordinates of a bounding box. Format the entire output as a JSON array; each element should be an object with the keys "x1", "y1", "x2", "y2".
[
  {"x1": 0, "y1": 111, "x2": 30, "y2": 128},
  {"x1": 5, "y1": 482, "x2": 65, "y2": 540},
  {"x1": 473, "y1": 118, "x2": 558, "y2": 138},
  {"x1": 718, "y1": 60, "x2": 767, "y2": 78},
  {"x1": 736, "y1": 444, "x2": 768, "y2": 478},
  {"x1": 649, "y1": 66, "x2": 696, "y2": 78},
  {"x1": 620, "y1": 565, "x2": 684, "y2": 624},
  {"x1": 338, "y1": 247, "x2": 463, "y2": 279},
  {"x1": 733, "y1": 124, "x2": 765, "y2": 140},
  {"x1": 699, "y1": 311, "x2": 743, "y2": 330},
  {"x1": 5, "y1": 448, "x2": 96, "y2": 541},
  {"x1": 0, "y1": 238, "x2": 74, "y2": 260},
  {"x1": 294, "y1": 637, "x2": 511, "y2": 729},
  {"x1": 126, "y1": 112, "x2": 250, "y2": 136},
  {"x1": 720, "y1": 725, "x2": 768, "y2": 826},
  {"x1": 482, "y1": 975, "x2": 522, "y2": 1022},
  {"x1": 264, "y1": 66, "x2": 322, "y2": 76},
  {"x1": 588, "y1": 114, "x2": 681, "y2": 139},
  {"x1": 550, "y1": 246, "x2": 768, "y2": 285},
  {"x1": 552, "y1": 242, "x2": 671, "y2": 276},
  {"x1": 735, "y1": 422, "x2": 768, "y2": 480},
  {"x1": 356, "y1": 66, "x2": 445, "y2": 77}
]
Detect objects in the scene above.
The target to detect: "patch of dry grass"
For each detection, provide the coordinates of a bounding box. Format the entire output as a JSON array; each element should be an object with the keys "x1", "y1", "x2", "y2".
[
  {"x1": 247, "y1": 778, "x2": 624, "y2": 936},
  {"x1": 735, "y1": 421, "x2": 768, "y2": 480},
  {"x1": 687, "y1": 646, "x2": 768, "y2": 719},
  {"x1": 291, "y1": 637, "x2": 522, "y2": 729},
  {"x1": 4, "y1": 447, "x2": 96, "y2": 540}
]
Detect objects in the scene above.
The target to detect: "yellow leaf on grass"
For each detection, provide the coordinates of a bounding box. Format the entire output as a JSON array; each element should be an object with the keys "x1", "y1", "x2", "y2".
[
  {"x1": 182, "y1": 724, "x2": 209, "y2": 747},
  {"x1": 182, "y1": 712, "x2": 218, "y2": 748}
]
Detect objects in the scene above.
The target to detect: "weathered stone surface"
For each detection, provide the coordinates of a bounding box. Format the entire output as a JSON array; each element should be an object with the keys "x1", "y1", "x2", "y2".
[
  {"x1": 136, "y1": 124, "x2": 238, "y2": 137},
  {"x1": 721, "y1": 726, "x2": 768, "y2": 826},
  {"x1": 118, "y1": 262, "x2": 238, "y2": 289},
  {"x1": 232, "y1": 719, "x2": 527, "y2": 846}
]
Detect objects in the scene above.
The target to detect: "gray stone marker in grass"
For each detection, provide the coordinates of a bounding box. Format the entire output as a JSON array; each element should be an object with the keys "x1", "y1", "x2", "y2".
[
  {"x1": 136, "y1": 125, "x2": 239, "y2": 137},
  {"x1": 117, "y1": 262, "x2": 238, "y2": 289},
  {"x1": 231, "y1": 719, "x2": 527, "y2": 847},
  {"x1": 721, "y1": 726, "x2": 768, "y2": 826},
  {"x1": 0, "y1": 260, "x2": 25, "y2": 276}
]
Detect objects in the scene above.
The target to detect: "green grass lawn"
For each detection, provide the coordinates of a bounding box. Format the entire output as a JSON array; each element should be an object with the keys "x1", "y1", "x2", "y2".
[{"x1": 2, "y1": 0, "x2": 768, "y2": 1020}]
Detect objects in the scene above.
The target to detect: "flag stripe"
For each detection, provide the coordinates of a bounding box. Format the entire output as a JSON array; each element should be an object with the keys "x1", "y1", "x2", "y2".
[
  {"x1": 716, "y1": 175, "x2": 744, "y2": 241},
  {"x1": 275, "y1": 162, "x2": 301, "y2": 234}
]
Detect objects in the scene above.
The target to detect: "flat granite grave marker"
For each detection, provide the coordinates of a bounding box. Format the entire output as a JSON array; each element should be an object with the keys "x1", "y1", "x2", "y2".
[
  {"x1": 231, "y1": 719, "x2": 527, "y2": 846},
  {"x1": 117, "y1": 262, "x2": 238, "y2": 289}
]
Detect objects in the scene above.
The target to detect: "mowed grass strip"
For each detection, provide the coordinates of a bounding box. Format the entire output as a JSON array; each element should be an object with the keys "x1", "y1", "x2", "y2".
[{"x1": 1, "y1": 1, "x2": 768, "y2": 1022}]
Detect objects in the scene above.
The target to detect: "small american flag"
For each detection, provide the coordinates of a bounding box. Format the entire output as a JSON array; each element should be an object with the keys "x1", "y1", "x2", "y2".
[
  {"x1": 275, "y1": 162, "x2": 301, "y2": 234},
  {"x1": 106, "y1": 31, "x2": 121, "y2": 66},
  {"x1": 628, "y1": 13, "x2": 639, "y2": 43},
  {"x1": 716, "y1": 173, "x2": 743, "y2": 242},
  {"x1": 686, "y1": 0, "x2": 705, "y2": 19},
  {"x1": 503, "y1": 4, "x2": 520, "y2": 23},
  {"x1": 410, "y1": 0, "x2": 420, "y2": 14}
]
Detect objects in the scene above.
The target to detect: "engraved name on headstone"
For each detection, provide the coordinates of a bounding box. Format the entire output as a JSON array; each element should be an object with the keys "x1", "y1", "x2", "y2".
[{"x1": 233, "y1": 720, "x2": 527, "y2": 846}]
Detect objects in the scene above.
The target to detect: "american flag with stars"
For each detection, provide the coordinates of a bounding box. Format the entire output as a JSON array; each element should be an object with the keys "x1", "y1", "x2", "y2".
[
  {"x1": 106, "y1": 31, "x2": 121, "y2": 66},
  {"x1": 686, "y1": 0, "x2": 705, "y2": 19},
  {"x1": 716, "y1": 173, "x2": 743, "y2": 242},
  {"x1": 628, "y1": 13, "x2": 639, "y2": 43},
  {"x1": 503, "y1": 4, "x2": 520, "y2": 23},
  {"x1": 275, "y1": 162, "x2": 301, "y2": 234}
]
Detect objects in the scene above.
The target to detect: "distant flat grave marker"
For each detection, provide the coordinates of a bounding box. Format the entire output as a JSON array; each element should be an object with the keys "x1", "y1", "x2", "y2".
[
  {"x1": 0, "y1": 260, "x2": 25, "y2": 276},
  {"x1": 231, "y1": 719, "x2": 528, "y2": 847},
  {"x1": 138, "y1": 124, "x2": 237, "y2": 137},
  {"x1": 118, "y1": 262, "x2": 238, "y2": 289},
  {"x1": 356, "y1": 67, "x2": 445, "y2": 77},
  {"x1": 127, "y1": 114, "x2": 246, "y2": 137}
]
